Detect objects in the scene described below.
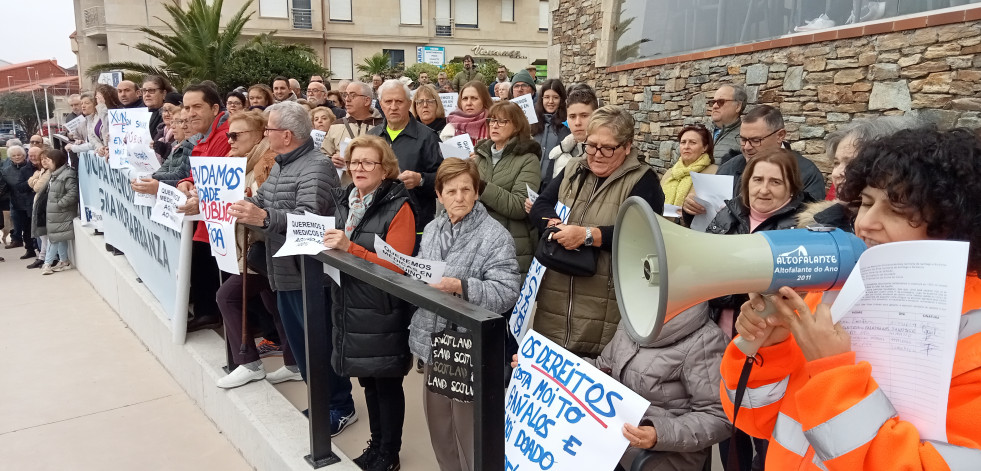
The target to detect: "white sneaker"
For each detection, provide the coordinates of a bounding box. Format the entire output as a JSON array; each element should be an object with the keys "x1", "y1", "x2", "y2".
[
  {"x1": 41, "y1": 264, "x2": 54, "y2": 275},
  {"x1": 266, "y1": 366, "x2": 303, "y2": 384},
  {"x1": 52, "y1": 261, "x2": 73, "y2": 272},
  {"x1": 217, "y1": 365, "x2": 266, "y2": 389}
]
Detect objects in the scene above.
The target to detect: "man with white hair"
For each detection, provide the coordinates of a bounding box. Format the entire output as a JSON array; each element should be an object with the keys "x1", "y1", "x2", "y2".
[
  {"x1": 228, "y1": 101, "x2": 353, "y2": 430},
  {"x1": 0, "y1": 145, "x2": 37, "y2": 259},
  {"x1": 368, "y1": 79, "x2": 444, "y2": 240},
  {"x1": 306, "y1": 81, "x2": 346, "y2": 119},
  {"x1": 289, "y1": 78, "x2": 303, "y2": 99},
  {"x1": 322, "y1": 81, "x2": 384, "y2": 174}
]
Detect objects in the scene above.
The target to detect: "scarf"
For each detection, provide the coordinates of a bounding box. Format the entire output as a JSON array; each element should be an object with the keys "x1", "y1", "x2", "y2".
[
  {"x1": 749, "y1": 197, "x2": 792, "y2": 232},
  {"x1": 345, "y1": 187, "x2": 376, "y2": 238},
  {"x1": 661, "y1": 153, "x2": 713, "y2": 207},
  {"x1": 446, "y1": 109, "x2": 489, "y2": 145}
]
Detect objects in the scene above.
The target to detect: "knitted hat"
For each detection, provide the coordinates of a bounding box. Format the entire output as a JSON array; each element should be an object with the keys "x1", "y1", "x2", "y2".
[
  {"x1": 163, "y1": 91, "x2": 183, "y2": 106},
  {"x1": 510, "y1": 68, "x2": 536, "y2": 94}
]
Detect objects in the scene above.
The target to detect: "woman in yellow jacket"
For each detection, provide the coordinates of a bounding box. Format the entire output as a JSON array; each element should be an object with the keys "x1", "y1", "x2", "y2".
[{"x1": 720, "y1": 127, "x2": 981, "y2": 470}]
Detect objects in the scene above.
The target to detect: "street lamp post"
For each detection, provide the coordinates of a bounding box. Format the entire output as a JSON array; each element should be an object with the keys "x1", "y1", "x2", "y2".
[
  {"x1": 25, "y1": 66, "x2": 42, "y2": 135},
  {"x1": 41, "y1": 84, "x2": 52, "y2": 141}
]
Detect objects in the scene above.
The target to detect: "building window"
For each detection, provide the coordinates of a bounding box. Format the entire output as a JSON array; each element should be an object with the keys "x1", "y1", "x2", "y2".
[
  {"x1": 456, "y1": 0, "x2": 478, "y2": 28},
  {"x1": 330, "y1": 48, "x2": 354, "y2": 80},
  {"x1": 501, "y1": 0, "x2": 514, "y2": 22},
  {"x1": 538, "y1": 1, "x2": 549, "y2": 31},
  {"x1": 613, "y1": 0, "x2": 978, "y2": 65},
  {"x1": 328, "y1": 0, "x2": 352, "y2": 21},
  {"x1": 384, "y1": 49, "x2": 406, "y2": 68},
  {"x1": 400, "y1": 0, "x2": 422, "y2": 25},
  {"x1": 258, "y1": 0, "x2": 288, "y2": 18}
]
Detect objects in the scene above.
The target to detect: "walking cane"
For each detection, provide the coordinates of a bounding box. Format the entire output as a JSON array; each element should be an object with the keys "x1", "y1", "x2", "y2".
[{"x1": 240, "y1": 192, "x2": 251, "y2": 355}]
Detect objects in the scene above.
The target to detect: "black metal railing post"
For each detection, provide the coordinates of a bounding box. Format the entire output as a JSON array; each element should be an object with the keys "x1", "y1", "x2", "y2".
[
  {"x1": 472, "y1": 313, "x2": 506, "y2": 470},
  {"x1": 301, "y1": 253, "x2": 341, "y2": 468}
]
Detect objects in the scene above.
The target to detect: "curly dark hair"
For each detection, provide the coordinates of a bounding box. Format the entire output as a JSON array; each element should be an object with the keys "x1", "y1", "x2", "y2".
[{"x1": 838, "y1": 127, "x2": 981, "y2": 273}]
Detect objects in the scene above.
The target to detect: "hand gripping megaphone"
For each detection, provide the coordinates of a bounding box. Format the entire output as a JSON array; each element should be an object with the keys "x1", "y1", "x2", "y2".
[{"x1": 612, "y1": 197, "x2": 866, "y2": 356}]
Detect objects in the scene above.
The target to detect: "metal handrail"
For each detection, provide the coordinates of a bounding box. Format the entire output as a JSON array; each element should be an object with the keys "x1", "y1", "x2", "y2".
[{"x1": 247, "y1": 226, "x2": 505, "y2": 469}]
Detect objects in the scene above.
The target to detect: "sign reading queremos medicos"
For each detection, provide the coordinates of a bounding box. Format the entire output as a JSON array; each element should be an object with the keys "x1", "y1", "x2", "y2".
[
  {"x1": 506, "y1": 331, "x2": 649, "y2": 471},
  {"x1": 373, "y1": 234, "x2": 446, "y2": 283}
]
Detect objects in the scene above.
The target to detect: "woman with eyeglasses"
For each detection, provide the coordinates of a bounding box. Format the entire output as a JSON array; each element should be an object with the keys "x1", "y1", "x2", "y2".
[
  {"x1": 529, "y1": 105, "x2": 664, "y2": 358},
  {"x1": 225, "y1": 91, "x2": 247, "y2": 116},
  {"x1": 214, "y1": 110, "x2": 300, "y2": 389},
  {"x1": 247, "y1": 84, "x2": 274, "y2": 110},
  {"x1": 471, "y1": 101, "x2": 541, "y2": 275},
  {"x1": 661, "y1": 124, "x2": 718, "y2": 221},
  {"x1": 322, "y1": 135, "x2": 417, "y2": 471},
  {"x1": 409, "y1": 84, "x2": 447, "y2": 134},
  {"x1": 440, "y1": 80, "x2": 491, "y2": 147}
]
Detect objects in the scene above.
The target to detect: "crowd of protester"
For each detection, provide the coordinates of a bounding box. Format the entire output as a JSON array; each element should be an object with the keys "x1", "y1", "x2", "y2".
[{"x1": 4, "y1": 64, "x2": 981, "y2": 471}]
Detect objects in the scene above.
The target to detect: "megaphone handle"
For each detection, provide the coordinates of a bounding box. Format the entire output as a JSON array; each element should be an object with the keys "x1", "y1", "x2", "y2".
[{"x1": 733, "y1": 296, "x2": 778, "y2": 357}]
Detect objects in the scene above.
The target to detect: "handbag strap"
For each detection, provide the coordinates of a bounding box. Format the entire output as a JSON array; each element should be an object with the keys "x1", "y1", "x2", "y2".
[
  {"x1": 343, "y1": 120, "x2": 357, "y2": 140},
  {"x1": 727, "y1": 355, "x2": 759, "y2": 470}
]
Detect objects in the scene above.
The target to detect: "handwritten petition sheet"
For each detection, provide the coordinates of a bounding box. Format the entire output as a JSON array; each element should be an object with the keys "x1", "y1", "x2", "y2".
[{"x1": 831, "y1": 240, "x2": 969, "y2": 442}]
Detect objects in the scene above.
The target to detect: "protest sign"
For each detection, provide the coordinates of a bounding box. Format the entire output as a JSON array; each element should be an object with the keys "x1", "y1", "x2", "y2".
[
  {"x1": 274, "y1": 212, "x2": 335, "y2": 257},
  {"x1": 310, "y1": 129, "x2": 327, "y2": 151},
  {"x1": 64, "y1": 114, "x2": 86, "y2": 135},
  {"x1": 190, "y1": 156, "x2": 247, "y2": 274},
  {"x1": 150, "y1": 183, "x2": 186, "y2": 232},
  {"x1": 506, "y1": 330, "x2": 649, "y2": 471},
  {"x1": 133, "y1": 172, "x2": 156, "y2": 207},
  {"x1": 439, "y1": 133, "x2": 474, "y2": 160},
  {"x1": 107, "y1": 109, "x2": 131, "y2": 169},
  {"x1": 374, "y1": 234, "x2": 446, "y2": 283},
  {"x1": 107, "y1": 108, "x2": 154, "y2": 170},
  {"x1": 509, "y1": 202, "x2": 571, "y2": 344},
  {"x1": 440, "y1": 93, "x2": 459, "y2": 114},
  {"x1": 511, "y1": 94, "x2": 539, "y2": 125},
  {"x1": 427, "y1": 329, "x2": 474, "y2": 402},
  {"x1": 78, "y1": 150, "x2": 188, "y2": 322}
]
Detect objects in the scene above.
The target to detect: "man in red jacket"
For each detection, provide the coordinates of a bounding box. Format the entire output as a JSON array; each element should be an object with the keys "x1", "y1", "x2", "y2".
[{"x1": 177, "y1": 83, "x2": 231, "y2": 331}]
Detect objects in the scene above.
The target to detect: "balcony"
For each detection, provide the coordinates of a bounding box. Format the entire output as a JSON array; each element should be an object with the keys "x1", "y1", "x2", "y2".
[
  {"x1": 82, "y1": 6, "x2": 106, "y2": 37},
  {"x1": 434, "y1": 17, "x2": 454, "y2": 37},
  {"x1": 291, "y1": 7, "x2": 312, "y2": 29}
]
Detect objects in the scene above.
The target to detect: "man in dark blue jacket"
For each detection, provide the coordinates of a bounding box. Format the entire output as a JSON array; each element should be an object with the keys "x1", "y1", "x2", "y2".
[{"x1": 0, "y1": 145, "x2": 37, "y2": 259}]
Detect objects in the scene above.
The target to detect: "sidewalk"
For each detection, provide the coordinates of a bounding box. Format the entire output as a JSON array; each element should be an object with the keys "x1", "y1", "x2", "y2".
[{"x1": 0, "y1": 245, "x2": 251, "y2": 471}]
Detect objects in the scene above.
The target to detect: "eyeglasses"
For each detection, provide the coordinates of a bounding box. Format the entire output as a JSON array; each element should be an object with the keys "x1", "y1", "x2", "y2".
[
  {"x1": 142, "y1": 87, "x2": 161, "y2": 94},
  {"x1": 227, "y1": 130, "x2": 258, "y2": 142},
  {"x1": 512, "y1": 83, "x2": 533, "y2": 90},
  {"x1": 348, "y1": 160, "x2": 381, "y2": 171},
  {"x1": 738, "y1": 128, "x2": 782, "y2": 148},
  {"x1": 584, "y1": 143, "x2": 624, "y2": 157},
  {"x1": 343, "y1": 92, "x2": 368, "y2": 99},
  {"x1": 708, "y1": 98, "x2": 738, "y2": 108},
  {"x1": 414, "y1": 99, "x2": 437, "y2": 107},
  {"x1": 226, "y1": 101, "x2": 242, "y2": 107},
  {"x1": 486, "y1": 118, "x2": 511, "y2": 127},
  {"x1": 307, "y1": 89, "x2": 325, "y2": 95}
]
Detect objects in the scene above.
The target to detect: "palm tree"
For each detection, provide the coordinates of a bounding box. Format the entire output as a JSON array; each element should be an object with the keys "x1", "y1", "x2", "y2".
[
  {"x1": 86, "y1": 0, "x2": 254, "y2": 89},
  {"x1": 356, "y1": 53, "x2": 392, "y2": 80}
]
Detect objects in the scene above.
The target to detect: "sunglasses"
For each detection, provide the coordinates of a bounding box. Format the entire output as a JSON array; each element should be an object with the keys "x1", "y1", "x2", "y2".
[
  {"x1": 227, "y1": 130, "x2": 258, "y2": 142},
  {"x1": 708, "y1": 98, "x2": 738, "y2": 107}
]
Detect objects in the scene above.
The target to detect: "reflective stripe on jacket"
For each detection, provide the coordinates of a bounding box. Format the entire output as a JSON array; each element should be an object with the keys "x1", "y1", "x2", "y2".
[{"x1": 720, "y1": 276, "x2": 981, "y2": 470}]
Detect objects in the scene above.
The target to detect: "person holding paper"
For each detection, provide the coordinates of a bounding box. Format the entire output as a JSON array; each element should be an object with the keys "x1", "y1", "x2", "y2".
[
  {"x1": 322, "y1": 135, "x2": 417, "y2": 471},
  {"x1": 660, "y1": 124, "x2": 717, "y2": 222},
  {"x1": 214, "y1": 110, "x2": 299, "y2": 389},
  {"x1": 529, "y1": 105, "x2": 664, "y2": 357},
  {"x1": 723, "y1": 128, "x2": 981, "y2": 471},
  {"x1": 410, "y1": 84, "x2": 447, "y2": 134},
  {"x1": 409, "y1": 157, "x2": 521, "y2": 471},
  {"x1": 531, "y1": 79, "x2": 571, "y2": 177},
  {"x1": 472, "y1": 101, "x2": 541, "y2": 275},
  {"x1": 440, "y1": 80, "x2": 491, "y2": 147}
]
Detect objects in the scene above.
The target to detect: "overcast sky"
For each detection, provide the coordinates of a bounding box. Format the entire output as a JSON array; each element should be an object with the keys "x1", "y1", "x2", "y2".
[{"x1": 0, "y1": 0, "x2": 78, "y2": 67}]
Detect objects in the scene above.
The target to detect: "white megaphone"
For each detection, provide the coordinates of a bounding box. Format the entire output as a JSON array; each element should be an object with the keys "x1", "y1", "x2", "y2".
[{"x1": 612, "y1": 197, "x2": 866, "y2": 356}]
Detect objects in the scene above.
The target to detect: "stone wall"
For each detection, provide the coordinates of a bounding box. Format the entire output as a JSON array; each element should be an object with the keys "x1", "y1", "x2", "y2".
[{"x1": 552, "y1": 1, "x2": 981, "y2": 173}]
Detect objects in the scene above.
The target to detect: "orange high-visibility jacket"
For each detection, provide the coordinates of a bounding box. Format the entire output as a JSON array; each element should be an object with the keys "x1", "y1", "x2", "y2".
[{"x1": 720, "y1": 277, "x2": 981, "y2": 470}]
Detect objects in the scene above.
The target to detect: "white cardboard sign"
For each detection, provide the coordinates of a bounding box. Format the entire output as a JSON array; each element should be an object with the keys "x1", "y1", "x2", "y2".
[
  {"x1": 149, "y1": 183, "x2": 187, "y2": 232},
  {"x1": 439, "y1": 133, "x2": 474, "y2": 160},
  {"x1": 374, "y1": 234, "x2": 446, "y2": 283},
  {"x1": 511, "y1": 93, "x2": 539, "y2": 125}
]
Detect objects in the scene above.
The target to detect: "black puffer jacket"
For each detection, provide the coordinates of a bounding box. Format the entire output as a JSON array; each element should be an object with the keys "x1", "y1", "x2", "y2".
[
  {"x1": 329, "y1": 180, "x2": 415, "y2": 378},
  {"x1": 0, "y1": 159, "x2": 36, "y2": 211},
  {"x1": 705, "y1": 192, "x2": 811, "y2": 322}
]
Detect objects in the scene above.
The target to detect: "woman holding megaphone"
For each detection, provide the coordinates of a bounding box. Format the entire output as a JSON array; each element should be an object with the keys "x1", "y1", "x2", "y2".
[{"x1": 722, "y1": 127, "x2": 981, "y2": 471}]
